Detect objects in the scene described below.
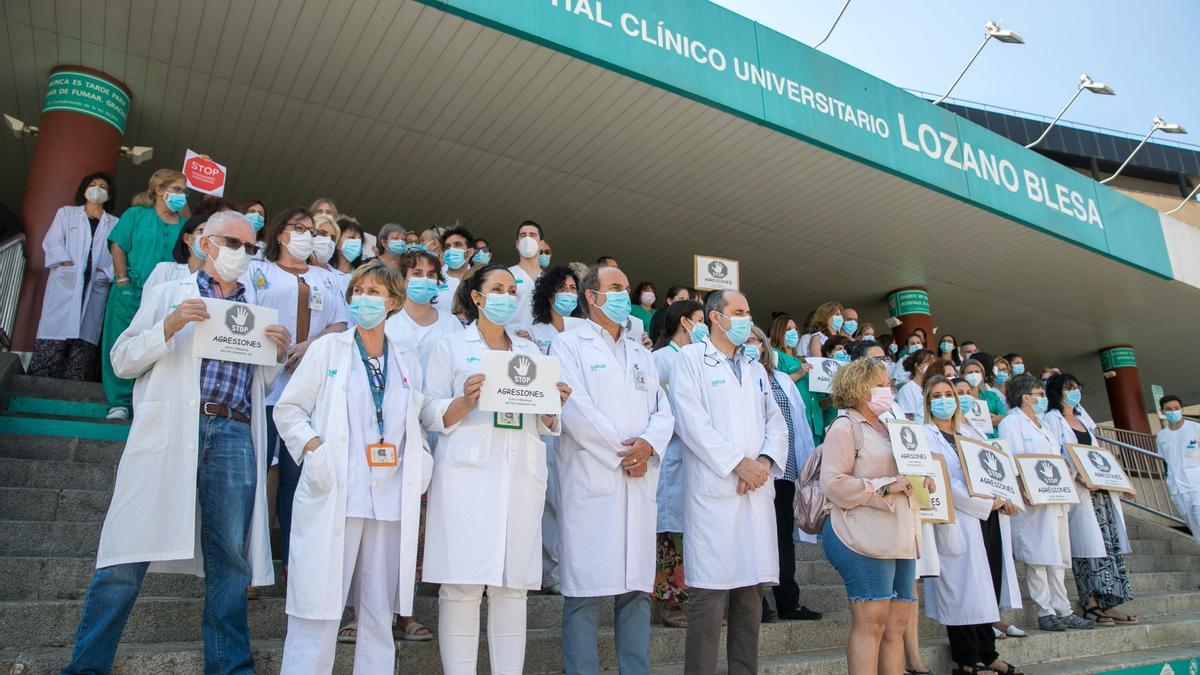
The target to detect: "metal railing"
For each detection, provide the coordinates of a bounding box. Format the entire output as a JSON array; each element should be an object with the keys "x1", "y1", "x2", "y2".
[
  {"x1": 0, "y1": 235, "x2": 26, "y2": 350},
  {"x1": 1093, "y1": 429, "x2": 1186, "y2": 527}
]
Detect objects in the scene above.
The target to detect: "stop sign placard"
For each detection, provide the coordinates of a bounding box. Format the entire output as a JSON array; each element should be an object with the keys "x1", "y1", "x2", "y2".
[{"x1": 182, "y1": 149, "x2": 227, "y2": 196}]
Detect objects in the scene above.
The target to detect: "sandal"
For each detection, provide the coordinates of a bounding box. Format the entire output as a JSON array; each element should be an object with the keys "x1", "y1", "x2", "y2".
[
  {"x1": 1080, "y1": 604, "x2": 1116, "y2": 626},
  {"x1": 661, "y1": 606, "x2": 688, "y2": 629},
  {"x1": 337, "y1": 620, "x2": 357, "y2": 644},
  {"x1": 992, "y1": 626, "x2": 1008, "y2": 640},
  {"x1": 952, "y1": 664, "x2": 996, "y2": 675},
  {"x1": 989, "y1": 660, "x2": 1024, "y2": 675},
  {"x1": 393, "y1": 617, "x2": 433, "y2": 642},
  {"x1": 1104, "y1": 609, "x2": 1139, "y2": 625},
  {"x1": 906, "y1": 669, "x2": 932, "y2": 674}
]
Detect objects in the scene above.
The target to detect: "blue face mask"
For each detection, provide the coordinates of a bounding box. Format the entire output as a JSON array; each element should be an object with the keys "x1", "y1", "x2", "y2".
[
  {"x1": 994, "y1": 371, "x2": 1010, "y2": 385},
  {"x1": 341, "y1": 239, "x2": 362, "y2": 262},
  {"x1": 958, "y1": 395, "x2": 974, "y2": 415},
  {"x1": 829, "y1": 314, "x2": 844, "y2": 332},
  {"x1": 481, "y1": 292, "x2": 519, "y2": 325},
  {"x1": 889, "y1": 343, "x2": 899, "y2": 354},
  {"x1": 833, "y1": 350, "x2": 850, "y2": 363},
  {"x1": 245, "y1": 212, "x2": 265, "y2": 232},
  {"x1": 405, "y1": 277, "x2": 438, "y2": 304},
  {"x1": 538, "y1": 253, "x2": 551, "y2": 269},
  {"x1": 843, "y1": 319, "x2": 859, "y2": 335},
  {"x1": 1165, "y1": 410, "x2": 1183, "y2": 425},
  {"x1": 349, "y1": 295, "x2": 388, "y2": 329},
  {"x1": 164, "y1": 191, "x2": 187, "y2": 213},
  {"x1": 930, "y1": 397, "x2": 957, "y2": 421},
  {"x1": 690, "y1": 321, "x2": 709, "y2": 343},
  {"x1": 743, "y1": 344, "x2": 761, "y2": 361},
  {"x1": 191, "y1": 236, "x2": 207, "y2": 261},
  {"x1": 1064, "y1": 389, "x2": 1082, "y2": 408},
  {"x1": 473, "y1": 249, "x2": 491, "y2": 265},
  {"x1": 940, "y1": 341, "x2": 954, "y2": 353},
  {"x1": 594, "y1": 290, "x2": 631, "y2": 325},
  {"x1": 784, "y1": 328, "x2": 799, "y2": 348},
  {"x1": 387, "y1": 240, "x2": 408, "y2": 256},
  {"x1": 1012, "y1": 363, "x2": 1025, "y2": 375},
  {"x1": 908, "y1": 343, "x2": 922, "y2": 354},
  {"x1": 553, "y1": 292, "x2": 578, "y2": 316},
  {"x1": 444, "y1": 249, "x2": 466, "y2": 270},
  {"x1": 1031, "y1": 395, "x2": 1049, "y2": 415},
  {"x1": 721, "y1": 314, "x2": 752, "y2": 346}
]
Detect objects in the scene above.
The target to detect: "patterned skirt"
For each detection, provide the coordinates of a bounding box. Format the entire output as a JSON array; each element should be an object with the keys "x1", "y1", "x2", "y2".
[
  {"x1": 653, "y1": 532, "x2": 688, "y2": 605},
  {"x1": 1071, "y1": 491, "x2": 1133, "y2": 609},
  {"x1": 28, "y1": 338, "x2": 100, "y2": 381}
]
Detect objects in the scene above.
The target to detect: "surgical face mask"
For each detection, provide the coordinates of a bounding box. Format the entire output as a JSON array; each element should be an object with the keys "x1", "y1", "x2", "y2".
[
  {"x1": 341, "y1": 238, "x2": 362, "y2": 262},
  {"x1": 1030, "y1": 395, "x2": 1049, "y2": 415},
  {"x1": 405, "y1": 277, "x2": 438, "y2": 304},
  {"x1": 349, "y1": 294, "x2": 388, "y2": 329},
  {"x1": 84, "y1": 186, "x2": 108, "y2": 204},
  {"x1": 415, "y1": 244, "x2": 428, "y2": 252},
  {"x1": 889, "y1": 343, "x2": 899, "y2": 354},
  {"x1": 743, "y1": 344, "x2": 761, "y2": 361},
  {"x1": 1164, "y1": 410, "x2": 1183, "y2": 425},
  {"x1": 553, "y1": 291, "x2": 578, "y2": 316},
  {"x1": 164, "y1": 191, "x2": 187, "y2": 213},
  {"x1": 245, "y1": 212, "x2": 265, "y2": 232},
  {"x1": 843, "y1": 319, "x2": 859, "y2": 335},
  {"x1": 964, "y1": 372, "x2": 983, "y2": 388},
  {"x1": 640, "y1": 291, "x2": 656, "y2": 306},
  {"x1": 829, "y1": 314, "x2": 844, "y2": 333},
  {"x1": 867, "y1": 387, "x2": 895, "y2": 416},
  {"x1": 285, "y1": 231, "x2": 314, "y2": 260},
  {"x1": 688, "y1": 320, "x2": 709, "y2": 343},
  {"x1": 720, "y1": 313, "x2": 752, "y2": 346},
  {"x1": 784, "y1": 328, "x2": 799, "y2": 348},
  {"x1": 1064, "y1": 389, "x2": 1082, "y2": 408},
  {"x1": 930, "y1": 397, "x2": 957, "y2": 421},
  {"x1": 312, "y1": 235, "x2": 336, "y2": 263},
  {"x1": 481, "y1": 292, "x2": 519, "y2": 325},
  {"x1": 386, "y1": 240, "x2": 408, "y2": 256},
  {"x1": 210, "y1": 242, "x2": 251, "y2": 282},
  {"x1": 594, "y1": 290, "x2": 632, "y2": 325},
  {"x1": 908, "y1": 343, "x2": 922, "y2": 354},
  {"x1": 994, "y1": 371, "x2": 1010, "y2": 385},
  {"x1": 958, "y1": 395, "x2": 974, "y2": 415},
  {"x1": 940, "y1": 341, "x2": 954, "y2": 353},
  {"x1": 833, "y1": 350, "x2": 850, "y2": 363},
  {"x1": 472, "y1": 249, "x2": 491, "y2": 265},
  {"x1": 444, "y1": 248, "x2": 466, "y2": 270},
  {"x1": 861, "y1": 333, "x2": 875, "y2": 342},
  {"x1": 517, "y1": 236, "x2": 539, "y2": 259},
  {"x1": 1012, "y1": 363, "x2": 1025, "y2": 375},
  {"x1": 538, "y1": 253, "x2": 551, "y2": 269},
  {"x1": 190, "y1": 236, "x2": 207, "y2": 261}
]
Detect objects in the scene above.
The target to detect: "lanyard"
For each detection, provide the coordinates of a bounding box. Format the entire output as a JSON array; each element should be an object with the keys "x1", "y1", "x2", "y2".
[{"x1": 354, "y1": 333, "x2": 388, "y2": 440}]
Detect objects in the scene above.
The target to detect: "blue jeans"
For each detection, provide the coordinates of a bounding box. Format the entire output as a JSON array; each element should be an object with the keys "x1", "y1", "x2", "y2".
[
  {"x1": 268, "y1": 404, "x2": 302, "y2": 562},
  {"x1": 822, "y1": 518, "x2": 916, "y2": 602},
  {"x1": 63, "y1": 416, "x2": 258, "y2": 675},
  {"x1": 562, "y1": 591, "x2": 650, "y2": 675}
]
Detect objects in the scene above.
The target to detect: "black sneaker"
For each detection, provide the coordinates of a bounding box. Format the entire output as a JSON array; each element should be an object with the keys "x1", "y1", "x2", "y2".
[{"x1": 779, "y1": 605, "x2": 823, "y2": 621}]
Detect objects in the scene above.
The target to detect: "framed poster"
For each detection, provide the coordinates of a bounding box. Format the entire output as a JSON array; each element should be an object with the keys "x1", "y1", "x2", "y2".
[
  {"x1": 955, "y1": 435, "x2": 1022, "y2": 504},
  {"x1": 885, "y1": 419, "x2": 935, "y2": 474},
  {"x1": 693, "y1": 255, "x2": 739, "y2": 292},
  {"x1": 964, "y1": 397, "x2": 994, "y2": 435},
  {"x1": 1015, "y1": 454, "x2": 1079, "y2": 506},
  {"x1": 191, "y1": 299, "x2": 280, "y2": 366},
  {"x1": 806, "y1": 357, "x2": 842, "y2": 394},
  {"x1": 1065, "y1": 444, "x2": 1136, "y2": 495},
  {"x1": 922, "y1": 454, "x2": 955, "y2": 524}
]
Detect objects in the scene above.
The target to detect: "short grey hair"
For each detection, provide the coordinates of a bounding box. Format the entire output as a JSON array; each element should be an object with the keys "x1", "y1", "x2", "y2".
[
  {"x1": 377, "y1": 223, "x2": 405, "y2": 254},
  {"x1": 1005, "y1": 374, "x2": 1040, "y2": 410},
  {"x1": 204, "y1": 210, "x2": 249, "y2": 237},
  {"x1": 704, "y1": 290, "x2": 744, "y2": 326},
  {"x1": 576, "y1": 265, "x2": 602, "y2": 318}
]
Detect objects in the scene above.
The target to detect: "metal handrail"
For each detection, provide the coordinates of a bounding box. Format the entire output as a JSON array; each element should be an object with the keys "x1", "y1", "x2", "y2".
[
  {"x1": 0, "y1": 234, "x2": 26, "y2": 349},
  {"x1": 1093, "y1": 430, "x2": 1186, "y2": 528}
]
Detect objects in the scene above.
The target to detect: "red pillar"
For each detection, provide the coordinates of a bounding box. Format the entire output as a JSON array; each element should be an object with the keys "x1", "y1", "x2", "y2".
[
  {"x1": 1098, "y1": 345, "x2": 1150, "y2": 434},
  {"x1": 886, "y1": 286, "x2": 933, "y2": 344},
  {"x1": 12, "y1": 66, "x2": 131, "y2": 351}
]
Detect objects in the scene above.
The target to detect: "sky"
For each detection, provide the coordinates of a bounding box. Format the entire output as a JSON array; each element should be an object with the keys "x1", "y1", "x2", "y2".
[{"x1": 709, "y1": 0, "x2": 1199, "y2": 146}]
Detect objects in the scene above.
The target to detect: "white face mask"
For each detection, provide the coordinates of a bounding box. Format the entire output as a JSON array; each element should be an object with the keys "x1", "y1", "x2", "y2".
[
  {"x1": 964, "y1": 372, "x2": 984, "y2": 388},
  {"x1": 517, "y1": 236, "x2": 539, "y2": 259},
  {"x1": 285, "y1": 231, "x2": 314, "y2": 260},
  {"x1": 211, "y1": 241, "x2": 252, "y2": 282},
  {"x1": 84, "y1": 186, "x2": 108, "y2": 204},
  {"x1": 311, "y1": 235, "x2": 335, "y2": 263}
]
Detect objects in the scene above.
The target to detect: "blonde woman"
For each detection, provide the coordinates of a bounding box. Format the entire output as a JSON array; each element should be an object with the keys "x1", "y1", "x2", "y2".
[{"x1": 805, "y1": 301, "x2": 844, "y2": 357}]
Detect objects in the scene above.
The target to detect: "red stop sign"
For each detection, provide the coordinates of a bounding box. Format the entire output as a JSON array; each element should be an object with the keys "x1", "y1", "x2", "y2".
[{"x1": 184, "y1": 155, "x2": 226, "y2": 193}]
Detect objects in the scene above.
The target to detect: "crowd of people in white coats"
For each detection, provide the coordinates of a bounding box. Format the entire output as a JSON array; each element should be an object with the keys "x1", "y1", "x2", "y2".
[{"x1": 29, "y1": 167, "x2": 1199, "y2": 675}]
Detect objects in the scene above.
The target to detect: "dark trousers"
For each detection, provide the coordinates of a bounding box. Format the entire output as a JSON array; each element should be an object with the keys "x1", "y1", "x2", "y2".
[
  {"x1": 945, "y1": 510, "x2": 1004, "y2": 667},
  {"x1": 771, "y1": 480, "x2": 799, "y2": 612},
  {"x1": 685, "y1": 586, "x2": 762, "y2": 675}
]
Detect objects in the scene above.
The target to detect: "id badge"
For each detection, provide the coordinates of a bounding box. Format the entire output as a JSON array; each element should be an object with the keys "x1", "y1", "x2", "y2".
[
  {"x1": 494, "y1": 411, "x2": 524, "y2": 430},
  {"x1": 632, "y1": 364, "x2": 648, "y2": 391},
  {"x1": 309, "y1": 287, "x2": 324, "y2": 312},
  {"x1": 366, "y1": 442, "x2": 398, "y2": 467}
]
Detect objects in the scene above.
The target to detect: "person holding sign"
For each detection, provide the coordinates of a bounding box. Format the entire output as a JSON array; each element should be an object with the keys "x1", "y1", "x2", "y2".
[
  {"x1": 273, "y1": 260, "x2": 433, "y2": 674},
  {"x1": 62, "y1": 211, "x2": 290, "y2": 675},
  {"x1": 1155, "y1": 395, "x2": 1200, "y2": 553},
  {"x1": 550, "y1": 265, "x2": 676, "y2": 674},
  {"x1": 419, "y1": 264, "x2": 571, "y2": 675},
  {"x1": 1043, "y1": 374, "x2": 1135, "y2": 626},
  {"x1": 998, "y1": 375, "x2": 1096, "y2": 632},
  {"x1": 668, "y1": 290, "x2": 787, "y2": 675},
  {"x1": 922, "y1": 376, "x2": 1024, "y2": 675}
]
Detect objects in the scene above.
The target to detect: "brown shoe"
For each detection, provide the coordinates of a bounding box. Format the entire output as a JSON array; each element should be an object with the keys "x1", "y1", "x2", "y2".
[{"x1": 246, "y1": 586, "x2": 261, "y2": 601}]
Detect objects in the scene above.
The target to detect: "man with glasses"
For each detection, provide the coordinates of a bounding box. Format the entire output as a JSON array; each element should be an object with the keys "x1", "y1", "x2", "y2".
[{"x1": 62, "y1": 211, "x2": 291, "y2": 674}]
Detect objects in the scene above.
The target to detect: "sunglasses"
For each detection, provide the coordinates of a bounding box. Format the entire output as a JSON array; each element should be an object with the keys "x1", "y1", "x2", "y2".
[{"x1": 207, "y1": 234, "x2": 261, "y2": 256}]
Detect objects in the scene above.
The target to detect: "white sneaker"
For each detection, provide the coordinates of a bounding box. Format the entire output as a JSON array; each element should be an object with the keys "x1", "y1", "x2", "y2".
[
  {"x1": 1005, "y1": 624, "x2": 1028, "y2": 637},
  {"x1": 106, "y1": 407, "x2": 129, "y2": 420}
]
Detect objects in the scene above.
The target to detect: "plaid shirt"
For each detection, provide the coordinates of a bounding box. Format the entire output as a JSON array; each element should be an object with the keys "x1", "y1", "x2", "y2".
[
  {"x1": 197, "y1": 271, "x2": 254, "y2": 419},
  {"x1": 769, "y1": 374, "x2": 800, "y2": 481}
]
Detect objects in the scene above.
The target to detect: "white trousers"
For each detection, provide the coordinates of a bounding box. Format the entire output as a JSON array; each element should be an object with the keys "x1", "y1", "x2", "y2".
[
  {"x1": 438, "y1": 583, "x2": 528, "y2": 675},
  {"x1": 281, "y1": 518, "x2": 402, "y2": 674},
  {"x1": 1171, "y1": 491, "x2": 1200, "y2": 553},
  {"x1": 541, "y1": 436, "x2": 560, "y2": 587},
  {"x1": 1026, "y1": 508, "x2": 1072, "y2": 618}
]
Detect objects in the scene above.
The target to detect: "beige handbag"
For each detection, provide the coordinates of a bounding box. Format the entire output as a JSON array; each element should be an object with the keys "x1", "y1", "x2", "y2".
[{"x1": 794, "y1": 415, "x2": 862, "y2": 535}]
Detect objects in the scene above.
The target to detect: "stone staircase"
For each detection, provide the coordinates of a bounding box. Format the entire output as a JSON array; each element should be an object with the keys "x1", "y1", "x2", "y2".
[{"x1": 0, "y1": 356, "x2": 1197, "y2": 673}]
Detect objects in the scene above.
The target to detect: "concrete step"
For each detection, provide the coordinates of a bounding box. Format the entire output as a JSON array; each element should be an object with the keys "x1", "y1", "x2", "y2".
[
  {"x1": 0, "y1": 414, "x2": 129, "y2": 442},
  {"x1": 0, "y1": 487, "x2": 111, "y2": 523},
  {"x1": 0, "y1": 460, "x2": 115, "y2": 491},
  {"x1": 9, "y1": 376, "x2": 106, "y2": 404},
  {"x1": 0, "y1": 433, "x2": 124, "y2": 464},
  {"x1": 3, "y1": 395, "x2": 113, "y2": 420}
]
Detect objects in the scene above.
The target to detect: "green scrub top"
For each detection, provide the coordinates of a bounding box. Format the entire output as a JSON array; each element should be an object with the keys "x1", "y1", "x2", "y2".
[
  {"x1": 630, "y1": 304, "x2": 653, "y2": 326},
  {"x1": 775, "y1": 348, "x2": 828, "y2": 445},
  {"x1": 107, "y1": 206, "x2": 185, "y2": 287},
  {"x1": 981, "y1": 387, "x2": 1006, "y2": 439}
]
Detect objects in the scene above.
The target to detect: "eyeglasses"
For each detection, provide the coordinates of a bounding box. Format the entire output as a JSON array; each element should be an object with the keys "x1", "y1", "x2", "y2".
[
  {"x1": 207, "y1": 234, "x2": 261, "y2": 256},
  {"x1": 286, "y1": 223, "x2": 319, "y2": 236}
]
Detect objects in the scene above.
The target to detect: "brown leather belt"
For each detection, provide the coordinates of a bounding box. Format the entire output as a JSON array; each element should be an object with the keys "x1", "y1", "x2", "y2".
[{"x1": 201, "y1": 402, "x2": 250, "y2": 424}]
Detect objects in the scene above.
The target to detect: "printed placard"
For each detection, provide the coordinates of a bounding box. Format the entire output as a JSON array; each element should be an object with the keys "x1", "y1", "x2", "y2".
[
  {"x1": 1015, "y1": 455, "x2": 1079, "y2": 506},
  {"x1": 886, "y1": 419, "x2": 935, "y2": 474},
  {"x1": 183, "y1": 149, "x2": 228, "y2": 197},
  {"x1": 806, "y1": 357, "x2": 842, "y2": 394},
  {"x1": 191, "y1": 298, "x2": 280, "y2": 366},
  {"x1": 964, "y1": 397, "x2": 994, "y2": 435},
  {"x1": 478, "y1": 350, "x2": 562, "y2": 416},
  {"x1": 956, "y1": 435, "x2": 1022, "y2": 504},
  {"x1": 1065, "y1": 444, "x2": 1136, "y2": 495},
  {"x1": 693, "y1": 255, "x2": 739, "y2": 292},
  {"x1": 922, "y1": 454, "x2": 955, "y2": 524}
]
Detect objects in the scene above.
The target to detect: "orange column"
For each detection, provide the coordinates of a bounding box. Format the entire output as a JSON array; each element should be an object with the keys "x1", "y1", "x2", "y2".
[
  {"x1": 1098, "y1": 345, "x2": 1150, "y2": 434},
  {"x1": 12, "y1": 66, "x2": 131, "y2": 351},
  {"x1": 886, "y1": 286, "x2": 933, "y2": 344}
]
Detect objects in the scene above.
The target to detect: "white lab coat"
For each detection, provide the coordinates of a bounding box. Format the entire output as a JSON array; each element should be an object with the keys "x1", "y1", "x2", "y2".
[
  {"x1": 652, "y1": 344, "x2": 686, "y2": 533},
  {"x1": 998, "y1": 410, "x2": 1070, "y2": 567},
  {"x1": 1157, "y1": 421, "x2": 1200, "y2": 496},
  {"x1": 143, "y1": 261, "x2": 190, "y2": 292},
  {"x1": 508, "y1": 264, "x2": 539, "y2": 329},
  {"x1": 670, "y1": 339, "x2": 788, "y2": 589},
  {"x1": 272, "y1": 328, "x2": 433, "y2": 619},
  {"x1": 384, "y1": 307, "x2": 464, "y2": 372},
  {"x1": 98, "y1": 273, "x2": 278, "y2": 585},
  {"x1": 896, "y1": 379, "x2": 925, "y2": 423},
  {"x1": 419, "y1": 325, "x2": 560, "y2": 589},
  {"x1": 36, "y1": 205, "x2": 117, "y2": 343},
  {"x1": 435, "y1": 274, "x2": 461, "y2": 317},
  {"x1": 551, "y1": 321, "x2": 675, "y2": 596},
  {"x1": 1043, "y1": 408, "x2": 1131, "y2": 557}
]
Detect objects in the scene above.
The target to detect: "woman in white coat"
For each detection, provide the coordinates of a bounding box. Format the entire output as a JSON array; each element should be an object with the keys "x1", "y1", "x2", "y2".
[
  {"x1": 923, "y1": 376, "x2": 1024, "y2": 675},
  {"x1": 384, "y1": 249, "x2": 466, "y2": 372},
  {"x1": 648, "y1": 299, "x2": 705, "y2": 627},
  {"x1": 420, "y1": 264, "x2": 571, "y2": 675},
  {"x1": 274, "y1": 261, "x2": 433, "y2": 674},
  {"x1": 1043, "y1": 374, "x2": 1136, "y2": 625},
  {"x1": 998, "y1": 375, "x2": 1096, "y2": 632},
  {"x1": 30, "y1": 172, "x2": 117, "y2": 380}
]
